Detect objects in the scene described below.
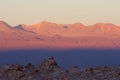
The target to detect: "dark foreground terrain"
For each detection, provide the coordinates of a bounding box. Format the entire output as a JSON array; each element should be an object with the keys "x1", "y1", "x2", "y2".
[{"x1": 0, "y1": 57, "x2": 120, "y2": 80}]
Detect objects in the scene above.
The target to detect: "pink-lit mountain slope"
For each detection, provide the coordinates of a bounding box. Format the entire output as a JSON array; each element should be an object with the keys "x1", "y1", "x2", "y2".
[
  {"x1": 18, "y1": 21, "x2": 120, "y2": 37},
  {"x1": 17, "y1": 21, "x2": 87, "y2": 37},
  {"x1": 0, "y1": 21, "x2": 120, "y2": 51},
  {"x1": 0, "y1": 21, "x2": 46, "y2": 50}
]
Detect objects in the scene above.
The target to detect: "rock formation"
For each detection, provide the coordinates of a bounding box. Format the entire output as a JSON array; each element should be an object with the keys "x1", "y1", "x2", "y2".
[{"x1": 0, "y1": 57, "x2": 120, "y2": 80}]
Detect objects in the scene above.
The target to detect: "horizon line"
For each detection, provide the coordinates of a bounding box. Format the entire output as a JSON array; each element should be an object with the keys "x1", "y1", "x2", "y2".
[{"x1": 1, "y1": 20, "x2": 120, "y2": 27}]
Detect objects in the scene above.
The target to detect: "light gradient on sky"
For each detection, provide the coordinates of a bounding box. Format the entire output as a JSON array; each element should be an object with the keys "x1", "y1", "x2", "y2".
[{"x1": 0, "y1": 0, "x2": 120, "y2": 26}]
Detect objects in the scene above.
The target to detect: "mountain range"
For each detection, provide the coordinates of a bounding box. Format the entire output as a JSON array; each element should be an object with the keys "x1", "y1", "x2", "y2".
[{"x1": 0, "y1": 21, "x2": 120, "y2": 50}]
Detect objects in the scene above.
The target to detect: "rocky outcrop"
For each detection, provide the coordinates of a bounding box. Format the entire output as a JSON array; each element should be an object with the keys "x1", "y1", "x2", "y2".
[{"x1": 0, "y1": 57, "x2": 120, "y2": 80}]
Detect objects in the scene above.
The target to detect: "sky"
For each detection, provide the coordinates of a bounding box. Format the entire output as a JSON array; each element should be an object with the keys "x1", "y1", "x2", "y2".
[{"x1": 0, "y1": 0, "x2": 120, "y2": 26}]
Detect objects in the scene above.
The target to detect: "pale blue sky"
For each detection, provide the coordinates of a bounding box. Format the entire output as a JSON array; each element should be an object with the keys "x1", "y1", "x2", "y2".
[{"x1": 0, "y1": 0, "x2": 120, "y2": 26}]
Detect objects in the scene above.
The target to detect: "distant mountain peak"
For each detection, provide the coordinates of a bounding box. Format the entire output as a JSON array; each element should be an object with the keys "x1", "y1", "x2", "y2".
[
  {"x1": 0, "y1": 21, "x2": 12, "y2": 31},
  {"x1": 72, "y1": 22, "x2": 85, "y2": 27},
  {"x1": 0, "y1": 21, "x2": 12, "y2": 27},
  {"x1": 73, "y1": 22, "x2": 84, "y2": 25},
  {"x1": 40, "y1": 21, "x2": 52, "y2": 24},
  {"x1": 14, "y1": 24, "x2": 25, "y2": 30},
  {"x1": 31, "y1": 21, "x2": 85, "y2": 28},
  {"x1": 0, "y1": 20, "x2": 5, "y2": 24},
  {"x1": 94, "y1": 22, "x2": 105, "y2": 27},
  {"x1": 94, "y1": 22, "x2": 118, "y2": 27}
]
